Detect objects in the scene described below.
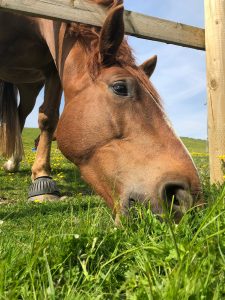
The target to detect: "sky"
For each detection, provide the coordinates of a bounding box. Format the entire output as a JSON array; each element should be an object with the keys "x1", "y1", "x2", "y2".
[{"x1": 25, "y1": 0, "x2": 207, "y2": 139}]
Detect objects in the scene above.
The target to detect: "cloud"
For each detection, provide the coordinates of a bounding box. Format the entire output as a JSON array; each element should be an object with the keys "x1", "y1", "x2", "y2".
[
  {"x1": 171, "y1": 109, "x2": 207, "y2": 139},
  {"x1": 152, "y1": 45, "x2": 206, "y2": 104}
]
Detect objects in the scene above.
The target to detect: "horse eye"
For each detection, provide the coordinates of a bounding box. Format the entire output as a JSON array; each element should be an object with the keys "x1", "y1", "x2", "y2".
[{"x1": 111, "y1": 81, "x2": 129, "y2": 96}]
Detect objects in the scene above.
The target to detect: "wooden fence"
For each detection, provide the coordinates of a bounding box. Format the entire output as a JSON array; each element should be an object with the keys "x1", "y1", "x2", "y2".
[{"x1": 0, "y1": 0, "x2": 224, "y2": 183}]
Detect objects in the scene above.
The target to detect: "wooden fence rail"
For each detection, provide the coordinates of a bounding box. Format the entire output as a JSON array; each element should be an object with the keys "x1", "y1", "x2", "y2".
[{"x1": 0, "y1": 0, "x2": 205, "y2": 50}]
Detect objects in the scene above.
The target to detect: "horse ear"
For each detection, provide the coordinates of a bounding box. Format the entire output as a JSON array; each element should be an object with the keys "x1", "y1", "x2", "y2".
[
  {"x1": 140, "y1": 55, "x2": 157, "y2": 78},
  {"x1": 99, "y1": 4, "x2": 124, "y2": 66}
]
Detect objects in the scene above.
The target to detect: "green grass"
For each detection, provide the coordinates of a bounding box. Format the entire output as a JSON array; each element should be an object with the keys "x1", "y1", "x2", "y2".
[
  {"x1": 180, "y1": 137, "x2": 207, "y2": 153},
  {"x1": 0, "y1": 129, "x2": 225, "y2": 299}
]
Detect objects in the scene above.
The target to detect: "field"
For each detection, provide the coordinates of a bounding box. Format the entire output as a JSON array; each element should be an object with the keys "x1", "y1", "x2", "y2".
[{"x1": 0, "y1": 129, "x2": 225, "y2": 299}]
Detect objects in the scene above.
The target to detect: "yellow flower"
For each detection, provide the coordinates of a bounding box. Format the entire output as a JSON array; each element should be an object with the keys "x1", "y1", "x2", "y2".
[
  {"x1": 34, "y1": 199, "x2": 41, "y2": 203},
  {"x1": 191, "y1": 152, "x2": 208, "y2": 157},
  {"x1": 218, "y1": 155, "x2": 225, "y2": 160}
]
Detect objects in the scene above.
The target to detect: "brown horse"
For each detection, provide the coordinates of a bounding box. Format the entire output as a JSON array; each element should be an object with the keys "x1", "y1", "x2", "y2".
[{"x1": 0, "y1": 0, "x2": 201, "y2": 222}]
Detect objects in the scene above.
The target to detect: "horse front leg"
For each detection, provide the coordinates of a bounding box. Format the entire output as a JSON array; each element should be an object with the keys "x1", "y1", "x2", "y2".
[
  {"x1": 3, "y1": 81, "x2": 43, "y2": 172},
  {"x1": 28, "y1": 70, "x2": 62, "y2": 202}
]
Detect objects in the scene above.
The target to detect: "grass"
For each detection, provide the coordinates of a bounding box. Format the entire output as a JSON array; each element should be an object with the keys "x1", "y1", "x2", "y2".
[
  {"x1": 0, "y1": 129, "x2": 225, "y2": 299},
  {"x1": 181, "y1": 137, "x2": 207, "y2": 154}
]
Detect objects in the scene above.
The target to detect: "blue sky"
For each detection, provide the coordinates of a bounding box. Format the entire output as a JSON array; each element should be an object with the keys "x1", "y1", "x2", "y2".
[{"x1": 25, "y1": 0, "x2": 207, "y2": 139}]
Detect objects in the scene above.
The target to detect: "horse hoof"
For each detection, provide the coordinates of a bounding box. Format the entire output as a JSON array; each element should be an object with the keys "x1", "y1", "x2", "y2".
[
  {"x1": 3, "y1": 160, "x2": 20, "y2": 173},
  {"x1": 28, "y1": 176, "x2": 60, "y2": 202}
]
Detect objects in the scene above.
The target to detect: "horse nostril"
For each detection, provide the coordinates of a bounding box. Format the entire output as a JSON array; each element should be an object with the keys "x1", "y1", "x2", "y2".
[
  {"x1": 128, "y1": 197, "x2": 136, "y2": 208},
  {"x1": 161, "y1": 182, "x2": 193, "y2": 212},
  {"x1": 164, "y1": 184, "x2": 181, "y2": 206},
  {"x1": 128, "y1": 193, "x2": 147, "y2": 208}
]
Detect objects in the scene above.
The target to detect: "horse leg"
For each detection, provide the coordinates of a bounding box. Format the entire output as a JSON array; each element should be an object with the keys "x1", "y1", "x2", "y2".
[
  {"x1": 28, "y1": 69, "x2": 62, "y2": 202},
  {"x1": 3, "y1": 82, "x2": 43, "y2": 172}
]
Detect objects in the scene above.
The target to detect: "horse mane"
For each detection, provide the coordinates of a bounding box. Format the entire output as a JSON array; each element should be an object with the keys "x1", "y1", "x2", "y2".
[
  {"x1": 67, "y1": 23, "x2": 136, "y2": 76},
  {"x1": 67, "y1": 12, "x2": 161, "y2": 104}
]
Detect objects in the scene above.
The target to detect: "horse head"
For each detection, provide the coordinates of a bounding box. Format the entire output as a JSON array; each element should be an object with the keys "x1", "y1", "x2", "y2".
[{"x1": 56, "y1": 3, "x2": 201, "y2": 222}]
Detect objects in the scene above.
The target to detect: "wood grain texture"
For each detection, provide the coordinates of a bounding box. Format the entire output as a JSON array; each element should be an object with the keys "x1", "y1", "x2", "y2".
[
  {"x1": 205, "y1": 0, "x2": 225, "y2": 183},
  {"x1": 0, "y1": 0, "x2": 205, "y2": 50}
]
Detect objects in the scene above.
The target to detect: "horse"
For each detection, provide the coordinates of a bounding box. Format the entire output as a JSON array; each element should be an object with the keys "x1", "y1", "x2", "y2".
[{"x1": 0, "y1": 0, "x2": 201, "y2": 223}]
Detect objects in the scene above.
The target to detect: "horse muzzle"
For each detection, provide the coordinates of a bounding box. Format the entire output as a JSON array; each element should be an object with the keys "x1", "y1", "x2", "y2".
[{"x1": 121, "y1": 178, "x2": 202, "y2": 223}]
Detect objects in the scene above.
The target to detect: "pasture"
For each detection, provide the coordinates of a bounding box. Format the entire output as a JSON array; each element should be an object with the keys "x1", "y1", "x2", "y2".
[{"x1": 0, "y1": 129, "x2": 224, "y2": 299}]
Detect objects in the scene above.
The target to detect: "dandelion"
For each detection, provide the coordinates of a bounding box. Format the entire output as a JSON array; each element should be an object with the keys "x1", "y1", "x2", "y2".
[
  {"x1": 74, "y1": 234, "x2": 80, "y2": 239},
  {"x1": 34, "y1": 199, "x2": 41, "y2": 203},
  {"x1": 191, "y1": 152, "x2": 209, "y2": 157}
]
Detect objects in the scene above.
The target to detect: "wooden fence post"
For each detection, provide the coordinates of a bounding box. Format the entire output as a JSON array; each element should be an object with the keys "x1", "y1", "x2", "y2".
[{"x1": 205, "y1": 0, "x2": 225, "y2": 184}]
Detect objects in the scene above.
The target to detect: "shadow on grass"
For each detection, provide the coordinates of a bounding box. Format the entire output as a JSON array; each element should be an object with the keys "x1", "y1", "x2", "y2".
[
  {"x1": 0, "y1": 164, "x2": 93, "y2": 197},
  {"x1": 0, "y1": 169, "x2": 31, "y2": 176},
  {"x1": 52, "y1": 167, "x2": 93, "y2": 196},
  {"x1": 0, "y1": 198, "x2": 101, "y2": 221}
]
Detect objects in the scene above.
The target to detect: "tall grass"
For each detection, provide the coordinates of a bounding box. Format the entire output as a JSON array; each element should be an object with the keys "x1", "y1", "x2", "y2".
[{"x1": 0, "y1": 129, "x2": 224, "y2": 299}]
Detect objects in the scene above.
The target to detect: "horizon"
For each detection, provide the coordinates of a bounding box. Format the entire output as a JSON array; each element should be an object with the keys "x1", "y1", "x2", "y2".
[{"x1": 23, "y1": 127, "x2": 207, "y2": 142}]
